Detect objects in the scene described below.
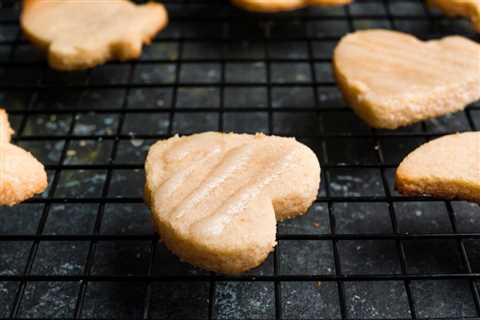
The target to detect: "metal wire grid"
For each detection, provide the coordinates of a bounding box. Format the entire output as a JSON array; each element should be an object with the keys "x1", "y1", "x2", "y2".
[{"x1": 0, "y1": 0, "x2": 479, "y2": 319}]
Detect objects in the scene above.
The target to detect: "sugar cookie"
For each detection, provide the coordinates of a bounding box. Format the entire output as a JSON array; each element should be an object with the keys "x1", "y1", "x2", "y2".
[
  {"x1": 333, "y1": 29, "x2": 480, "y2": 129},
  {"x1": 231, "y1": 0, "x2": 351, "y2": 12},
  {"x1": 0, "y1": 110, "x2": 13, "y2": 144},
  {"x1": 145, "y1": 132, "x2": 320, "y2": 273},
  {"x1": 0, "y1": 109, "x2": 48, "y2": 206},
  {"x1": 396, "y1": 132, "x2": 480, "y2": 203},
  {"x1": 428, "y1": 0, "x2": 480, "y2": 32},
  {"x1": 21, "y1": 0, "x2": 168, "y2": 70}
]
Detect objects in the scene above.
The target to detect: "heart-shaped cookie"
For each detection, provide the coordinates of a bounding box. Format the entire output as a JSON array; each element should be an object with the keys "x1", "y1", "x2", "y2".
[
  {"x1": 230, "y1": 0, "x2": 351, "y2": 12},
  {"x1": 0, "y1": 109, "x2": 48, "y2": 206},
  {"x1": 396, "y1": 132, "x2": 480, "y2": 203},
  {"x1": 21, "y1": 0, "x2": 168, "y2": 70},
  {"x1": 428, "y1": 0, "x2": 480, "y2": 32},
  {"x1": 333, "y1": 29, "x2": 480, "y2": 129},
  {"x1": 145, "y1": 132, "x2": 320, "y2": 273}
]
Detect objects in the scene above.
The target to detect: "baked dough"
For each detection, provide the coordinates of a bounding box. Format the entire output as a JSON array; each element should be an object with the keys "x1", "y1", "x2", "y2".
[
  {"x1": 396, "y1": 132, "x2": 480, "y2": 203},
  {"x1": 21, "y1": 0, "x2": 168, "y2": 70},
  {"x1": 0, "y1": 110, "x2": 13, "y2": 144},
  {"x1": 0, "y1": 109, "x2": 48, "y2": 206},
  {"x1": 145, "y1": 132, "x2": 320, "y2": 273},
  {"x1": 230, "y1": 0, "x2": 351, "y2": 12},
  {"x1": 333, "y1": 29, "x2": 480, "y2": 129},
  {"x1": 428, "y1": 0, "x2": 480, "y2": 32}
]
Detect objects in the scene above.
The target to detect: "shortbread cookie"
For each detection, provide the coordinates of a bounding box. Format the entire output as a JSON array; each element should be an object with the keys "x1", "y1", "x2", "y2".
[
  {"x1": 428, "y1": 0, "x2": 480, "y2": 32},
  {"x1": 0, "y1": 109, "x2": 47, "y2": 206},
  {"x1": 231, "y1": 0, "x2": 351, "y2": 12},
  {"x1": 145, "y1": 132, "x2": 320, "y2": 273},
  {"x1": 333, "y1": 29, "x2": 480, "y2": 129},
  {"x1": 396, "y1": 132, "x2": 480, "y2": 202},
  {"x1": 21, "y1": 0, "x2": 168, "y2": 70},
  {"x1": 0, "y1": 109, "x2": 13, "y2": 144}
]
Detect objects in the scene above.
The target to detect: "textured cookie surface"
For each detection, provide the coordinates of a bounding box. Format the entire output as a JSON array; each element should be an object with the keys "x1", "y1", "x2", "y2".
[
  {"x1": 145, "y1": 132, "x2": 320, "y2": 273},
  {"x1": 21, "y1": 0, "x2": 168, "y2": 70},
  {"x1": 396, "y1": 132, "x2": 480, "y2": 203},
  {"x1": 333, "y1": 29, "x2": 480, "y2": 129},
  {"x1": 428, "y1": 0, "x2": 480, "y2": 32},
  {"x1": 231, "y1": 0, "x2": 351, "y2": 12},
  {"x1": 0, "y1": 109, "x2": 48, "y2": 206}
]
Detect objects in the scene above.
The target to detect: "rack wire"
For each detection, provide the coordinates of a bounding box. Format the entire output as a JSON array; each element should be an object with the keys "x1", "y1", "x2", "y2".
[{"x1": 0, "y1": 0, "x2": 479, "y2": 319}]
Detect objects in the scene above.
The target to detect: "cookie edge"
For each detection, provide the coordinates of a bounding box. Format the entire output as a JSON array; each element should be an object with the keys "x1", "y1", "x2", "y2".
[
  {"x1": 0, "y1": 108, "x2": 13, "y2": 144},
  {"x1": 230, "y1": 0, "x2": 351, "y2": 12},
  {"x1": 428, "y1": 0, "x2": 480, "y2": 32}
]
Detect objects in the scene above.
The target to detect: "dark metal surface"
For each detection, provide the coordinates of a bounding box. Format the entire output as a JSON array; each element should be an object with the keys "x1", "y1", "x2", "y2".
[{"x1": 0, "y1": 0, "x2": 480, "y2": 319}]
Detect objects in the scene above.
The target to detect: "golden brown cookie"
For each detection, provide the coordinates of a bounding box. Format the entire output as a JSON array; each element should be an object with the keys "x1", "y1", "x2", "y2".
[
  {"x1": 333, "y1": 29, "x2": 480, "y2": 129},
  {"x1": 231, "y1": 0, "x2": 351, "y2": 12},
  {"x1": 0, "y1": 108, "x2": 48, "y2": 206},
  {"x1": 145, "y1": 132, "x2": 320, "y2": 273},
  {"x1": 428, "y1": 0, "x2": 480, "y2": 32},
  {"x1": 21, "y1": 0, "x2": 168, "y2": 70},
  {"x1": 396, "y1": 132, "x2": 480, "y2": 203}
]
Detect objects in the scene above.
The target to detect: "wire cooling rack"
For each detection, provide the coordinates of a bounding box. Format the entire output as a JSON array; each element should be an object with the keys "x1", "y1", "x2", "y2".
[{"x1": 0, "y1": 0, "x2": 479, "y2": 319}]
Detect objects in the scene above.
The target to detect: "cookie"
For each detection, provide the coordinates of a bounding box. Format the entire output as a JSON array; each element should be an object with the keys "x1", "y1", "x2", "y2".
[
  {"x1": 230, "y1": 0, "x2": 351, "y2": 12},
  {"x1": 0, "y1": 108, "x2": 48, "y2": 206},
  {"x1": 0, "y1": 109, "x2": 13, "y2": 144},
  {"x1": 396, "y1": 132, "x2": 480, "y2": 203},
  {"x1": 428, "y1": 0, "x2": 480, "y2": 32},
  {"x1": 145, "y1": 132, "x2": 320, "y2": 273},
  {"x1": 21, "y1": 0, "x2": 168, "y2": 70},
  {"x1": 333, "y1": 29, "x2": 480, "y2": 129}
]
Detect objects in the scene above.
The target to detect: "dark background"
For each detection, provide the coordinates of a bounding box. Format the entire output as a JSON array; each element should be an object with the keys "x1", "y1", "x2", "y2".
[{"x1": 0, "y1": 0, "x2": 480, "y2": 319}]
